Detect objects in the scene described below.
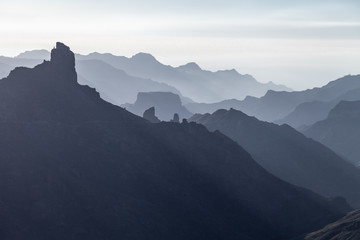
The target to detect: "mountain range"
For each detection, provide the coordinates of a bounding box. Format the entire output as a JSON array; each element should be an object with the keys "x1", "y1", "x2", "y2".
[
  {"x1": 0, "y1": 42, "x2": 349, "y2": 240},
  {"x1": 186, "y1": 75, "x2": 360, "y2": 125},
  {"x1": 189, "y1": 108, "x2": 360, "y2": 208},
  {"x1": 0, "y1": 49, "x2": 290, "y2": 104},
  {"x1": 303, "y1": 100, "x2": 360, "y2": 166}
]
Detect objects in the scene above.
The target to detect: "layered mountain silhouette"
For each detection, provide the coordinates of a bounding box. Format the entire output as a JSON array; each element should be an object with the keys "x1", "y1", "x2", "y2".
[
  {"x1": 0, "y1": 50, "x2": 186, "y2": 105},
  {"x1": 0, "y1": 42, "x2": 349, "y2": 240},
  {"x1": 276, "y1": 87, "x2": 360, "y2": 128},
  {"x1": 73, "y1": 52, "x2": 291, "y2": 103},
  {"x1": 16, "y1": 49, "x2": 50, "y2": 60},
  {"x1": 0, "y1": 55, "x2": 43, "y2": 79},
  {"x1": 123, "y1": 92, "x2": 192, "y2": 121},
  {"x1": 142, "y1": 106, "x2": 161, "y2": 123},
  {"x1": 75, "y1": 59, "x2": 182, "y2": 105},
  {"x1": 303, "y1": 100, "x2": 360, "y2": 166},
  {"x1": 189, "y1": 108, "x2": 360, "y2": 208},
  {"x1": 305, "y1": 210, "x2": 360, "y2": 240},
  {"x1": 186, "y1": 75, "x2": 360, "y2": 123},
  {"x1": 1, "y1": 49, "x2": 290, "y2": 104}
]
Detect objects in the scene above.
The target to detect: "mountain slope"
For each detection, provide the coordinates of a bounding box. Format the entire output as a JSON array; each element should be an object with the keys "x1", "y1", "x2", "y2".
[
  {"x1": 0, "y1": 56, "x2": 43, "y2": 79},
  {"x1": 0, "y1": 42, "x2": 349, "y2": 240},
  {"x1": 189, "y1": 108, "x2": 360, "y2": 208},
  {"x1": 75, "y1": 59, "x2": 181, "y2": 105},
  {"x1": 186, "y1": 75, "x2": 360, "y2": 122},
  {"x1": 276, "y1": 87, "x2": 360, "y2": 128},
  {"x1": 305, "y1": 210, "x2": 360, "y2": 240},
  {"x1": 0, "y1": 51, "x2": 186, "y2": 105},
  {"x1": 303, "y1": 100, "x2": 360, "y2": 166},
  {"x1": 76, "y1": 52, "x2": 290, "y2": 103}
]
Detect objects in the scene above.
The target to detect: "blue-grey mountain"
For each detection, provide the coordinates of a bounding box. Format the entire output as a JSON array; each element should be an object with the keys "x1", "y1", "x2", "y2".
[
  {"x1": 303, "y1": 100, "x2": 360, "y2": 166},
  {"x1": 0, "y1": 43, "x2": 348, "y2": 240},
  {"x1": 186, "y1": 75, "x2": 360, "y2": 124},
  {"x1": 189, "y1": 108, "x2": 360, "y2": 208}
]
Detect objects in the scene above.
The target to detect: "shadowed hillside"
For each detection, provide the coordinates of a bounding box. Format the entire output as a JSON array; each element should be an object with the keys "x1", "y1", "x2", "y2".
[
  {"x1": 0, "y1": 43, "x2": 348, "y2": 240},
  {"x1": 190, "y1": 108, "x2": 360, "y2": 208}
]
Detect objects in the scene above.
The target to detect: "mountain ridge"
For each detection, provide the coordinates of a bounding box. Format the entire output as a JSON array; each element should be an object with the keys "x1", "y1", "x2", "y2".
[
  {"x1": 189, "y1": 108, "x2": 360, "y2": 208},
  {"x1": 303, "y1": 100, "x2": 360, "y2": 166},
  {"x1": 0, "y1": 42, "x2": 348, "y2": 240}
]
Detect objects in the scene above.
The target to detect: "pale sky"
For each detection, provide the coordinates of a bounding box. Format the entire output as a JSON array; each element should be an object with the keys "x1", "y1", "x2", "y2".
[{"x1": 1, "y1": 0, "x2": 359, "y2": 90}]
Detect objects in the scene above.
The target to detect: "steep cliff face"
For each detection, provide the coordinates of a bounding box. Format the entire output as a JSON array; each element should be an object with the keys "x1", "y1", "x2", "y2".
[{"x1": 0, "y1": 43, "x2": 349, "y2": 240}]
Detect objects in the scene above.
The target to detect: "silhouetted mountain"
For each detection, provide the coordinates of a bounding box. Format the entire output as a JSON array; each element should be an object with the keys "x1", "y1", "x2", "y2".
[
  {"x1": 275, "y1": 101, "x2": 337, "y2": 129},
  {"x1": 0, "y1": 56, "x2": 43, "y2": 79},
  {"x1": 186, "y1": 75, "x2": 360, "y2": 122},
  {"x1": 123, "y1": 92, "x2": 192, "y2": 121},
  {"x1": 142, "y1": 107, "x2": 161, "y2": 123},
  {"x1": 189, "y1": 108, "x2": 360, "y2": 208},
  {"x1": 76, "y1": 52, "x2": 290, "y2": 103},
  {"x1": 276, "y1": 87, "x2": 360, "y2": 128},
  {"x1": 303, "y1": 100, "x2": 360, "y2": 166},
  {"x1": 75, "y1": 59, "x2": 182, "y2": 105},
  {"x1": 0, "y1": 50, "x2": 186, "y2": 105},
  {"x1": 16, "y1": 49, "x2": 50, "y2": 60},
  {"x1": 0, "y1": 62, "x2": 13, "y2": 79},
  {"x1": 0, "y1": 42, "x2": 349, "y2": 240},
  {"x1": 305, "y1": 210, "x2": 360, "y2": 240}
]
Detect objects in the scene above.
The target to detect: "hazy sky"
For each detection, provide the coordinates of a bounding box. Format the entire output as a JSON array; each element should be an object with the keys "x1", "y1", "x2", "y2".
[{"x1": 1, "y1": 0, "x2": 359, "y2": 90}]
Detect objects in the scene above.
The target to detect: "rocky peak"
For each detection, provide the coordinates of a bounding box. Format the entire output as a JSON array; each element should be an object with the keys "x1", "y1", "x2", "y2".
[
  {"x1": 143, "y1": 107, "x2": 160, "y2": 123},
  {"x1": 50, "y1": 42, "x2": 75, "y2": 69},
  {"x1": 178, "y1": 62, "x2": 201, "y2": 71},
  {"x1": 131, "y1": 52, "x2": 158, "y2": 64}
]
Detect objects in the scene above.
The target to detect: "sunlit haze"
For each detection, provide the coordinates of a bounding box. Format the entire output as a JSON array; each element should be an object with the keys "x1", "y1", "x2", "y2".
[{"x1": 1, "y1": 0, "x2": 359, "y2": 90}]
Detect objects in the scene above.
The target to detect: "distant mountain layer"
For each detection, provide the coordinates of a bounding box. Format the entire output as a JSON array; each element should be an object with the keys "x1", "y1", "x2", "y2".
[
  {"x1": 190, "y1": 108, "x2": 360, "y2": 208},
  {"x1": 306, "y1": 210, "x2": 360, "y2": 240},
  {"x1": 75, "y1": 59, "x2": 181, "y2": 105},
  {"x1": 123, "y1": 92, "x2": 192, "y2": 121},
  {"x1": 0, "y1": 42, "x2": 347, "y2": 240},
  {"x1": 0, "y1": 51, "x2": 186, "y2": 105},
  {"x1": 276, "y1": 87, "x2": 360, "y2": 128},
  {"x1": 186, "y1": 75, "x2": 360, "y2": 123},
  {"x1": 0, "y1": 56, "x2": 43, "y2": 79},
  {"x1": 303, "y1": 100, "x2": 360, "y2": 166},
  {"x1": 75, "y1": 52, "x2": 291, "y2": 103}
]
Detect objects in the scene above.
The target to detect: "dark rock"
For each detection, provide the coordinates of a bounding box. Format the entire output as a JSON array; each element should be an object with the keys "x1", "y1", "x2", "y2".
[
  {"x1": 172, "y1": 113, "x2": 180, "y2": 123},
  {"x1": 143, "y1": 106, "x2": 160, "y2": 123}
]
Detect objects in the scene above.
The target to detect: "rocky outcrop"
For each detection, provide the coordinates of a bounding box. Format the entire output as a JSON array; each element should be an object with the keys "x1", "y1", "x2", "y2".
[
  {"x1": 125, "y1": 92, "x2": 192, "y2": 121},
  {"x1": 142, "y1": 107, "x2": 160, "y2": 123},
  {"x1": 172, "y1": 113, "x2": 180, "y2": 123}
]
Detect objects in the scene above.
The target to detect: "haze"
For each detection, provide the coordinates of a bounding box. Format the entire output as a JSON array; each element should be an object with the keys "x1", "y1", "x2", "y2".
[{"x1": 1, "y1": 0, "x2": 359, "y2": 90}]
